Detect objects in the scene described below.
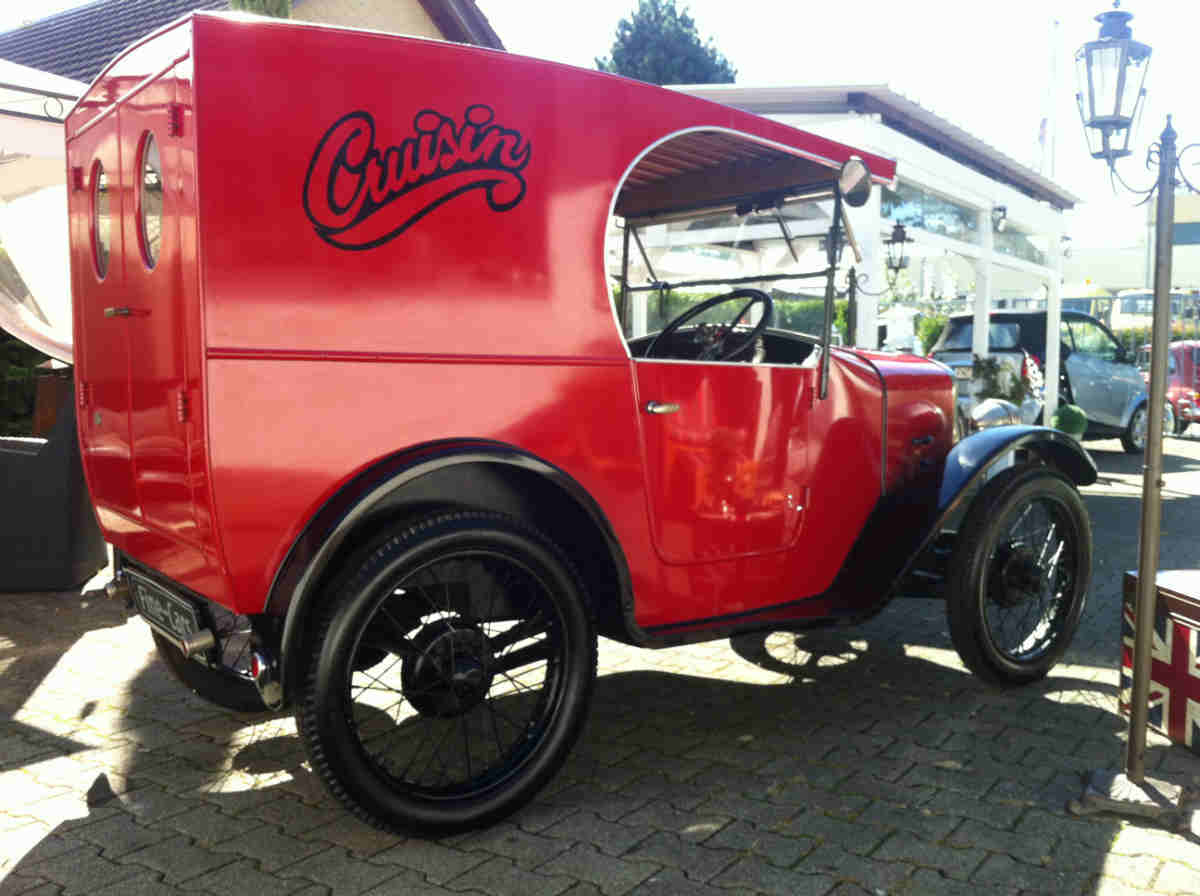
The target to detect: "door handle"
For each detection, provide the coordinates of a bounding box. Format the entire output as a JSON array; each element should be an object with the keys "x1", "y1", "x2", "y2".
[
  {"x1": 103, "y1": 307, "x2": 150, "y2": 318},
  {"x1": 645, "y1": 401, "x2": 680, "y2": 415}
]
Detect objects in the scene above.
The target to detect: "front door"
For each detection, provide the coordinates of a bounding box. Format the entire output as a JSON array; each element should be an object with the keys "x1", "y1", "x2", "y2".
[
  {"x1": 634, "y1": 359, "x2": 811, "y2": 566},
  {"x1": 1065, "y1": 317, "x2": 1128, "y2": 426}
]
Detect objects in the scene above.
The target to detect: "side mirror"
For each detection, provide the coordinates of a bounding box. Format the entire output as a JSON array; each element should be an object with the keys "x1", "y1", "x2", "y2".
[{"x1": 837, "y1": 157, "x2": 872, "y2": 208}]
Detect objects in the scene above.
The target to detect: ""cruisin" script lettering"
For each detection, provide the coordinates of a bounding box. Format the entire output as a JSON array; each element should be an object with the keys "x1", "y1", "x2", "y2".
[{"x1": 302, "y1": 105, "x2": 531, "y2": 250}]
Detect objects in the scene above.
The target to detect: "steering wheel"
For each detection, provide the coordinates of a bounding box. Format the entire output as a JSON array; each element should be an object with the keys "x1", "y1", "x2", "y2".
[{"x1": 644, "y1": 289, "x2": 774, "y2": 362}]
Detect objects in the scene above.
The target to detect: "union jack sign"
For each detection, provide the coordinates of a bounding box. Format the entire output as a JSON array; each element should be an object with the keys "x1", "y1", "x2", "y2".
[{"x1": 1120, "y1": 582, "x2": 1200, "y2": 755}]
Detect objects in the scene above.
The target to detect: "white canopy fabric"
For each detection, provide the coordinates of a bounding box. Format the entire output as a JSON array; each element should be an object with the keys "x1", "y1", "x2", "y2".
[{"x1": 0, "y1": 59, "x2": 85, "y2": 364}]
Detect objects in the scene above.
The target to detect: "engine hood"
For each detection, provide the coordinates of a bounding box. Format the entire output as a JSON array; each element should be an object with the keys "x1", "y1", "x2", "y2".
[{"x1": 850, "y1": 349, "x2": 955, "y2": 494}]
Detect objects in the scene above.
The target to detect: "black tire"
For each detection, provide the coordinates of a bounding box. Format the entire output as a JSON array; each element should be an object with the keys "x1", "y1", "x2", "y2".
[
  {"x1": 152, "y1": 631, "x2": 267, "y2": 713},
  {"x1": 1121, "y1": 404, "x2": 1147, "y2": 454},
  {"x1": 1178, "y1": 419, "x2": 1190, "y2": 436},
  {"x1": 945, "y1": 466, "x2": 1091, "y2": 686},
  {"x1": 297, "y1": 511, "x2": 597, "y2": 834}
]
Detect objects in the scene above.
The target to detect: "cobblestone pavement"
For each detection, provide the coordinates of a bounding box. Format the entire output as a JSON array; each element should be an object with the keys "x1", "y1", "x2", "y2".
[{"x1": 3, "y1": 436, "x2": 1200, "y2": 896}]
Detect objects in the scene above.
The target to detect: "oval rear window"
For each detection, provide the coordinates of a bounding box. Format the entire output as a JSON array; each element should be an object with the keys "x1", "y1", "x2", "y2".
[
  {"x1": 93, "y1": 161, "x2": 110, "y2": 278},
  {"x1": 139, "y1": 133, "x2": 163, "y2": 268}
]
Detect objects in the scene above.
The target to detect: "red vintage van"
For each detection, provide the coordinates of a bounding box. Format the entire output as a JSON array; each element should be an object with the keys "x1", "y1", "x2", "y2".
[{"x1": 67, "y1": 12, "x2": 1097, "y2": 833}]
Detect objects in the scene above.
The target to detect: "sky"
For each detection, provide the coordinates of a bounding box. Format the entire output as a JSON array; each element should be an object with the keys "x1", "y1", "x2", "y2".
[{"x1": 4, "y1": 0, "x2": 1197, "y2": 248}]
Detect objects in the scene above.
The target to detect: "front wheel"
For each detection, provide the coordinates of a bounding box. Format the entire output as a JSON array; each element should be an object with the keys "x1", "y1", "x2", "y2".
[
  {"x1": 946, "y1": 466, "x2": 1092, "y2": 686},
  {"x1": 297, "y1": 511, "x2": 597, "y2": 834},
  {"x1": 1122, "y1": 402, "x2": 1173, "y2": 454}
]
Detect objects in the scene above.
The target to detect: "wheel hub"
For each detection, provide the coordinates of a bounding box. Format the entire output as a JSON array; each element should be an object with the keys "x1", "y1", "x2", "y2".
[
  {"x1": 402, "y1": 619, "x2": 494, "y2": 718},
  {"x1": 991, "y1": 543, "x2": 1042, "y2": 608}
]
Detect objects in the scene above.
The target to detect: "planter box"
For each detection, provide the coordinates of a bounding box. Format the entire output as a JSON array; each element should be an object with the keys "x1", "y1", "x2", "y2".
[{"x1": 1120, "y1": 570, "x2": 1200, "y2": 755}]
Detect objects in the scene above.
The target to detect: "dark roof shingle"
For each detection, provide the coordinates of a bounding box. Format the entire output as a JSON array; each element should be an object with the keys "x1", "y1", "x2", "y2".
[{"x1": 0, "y1": 0, "x2": 229, "y2": 84}]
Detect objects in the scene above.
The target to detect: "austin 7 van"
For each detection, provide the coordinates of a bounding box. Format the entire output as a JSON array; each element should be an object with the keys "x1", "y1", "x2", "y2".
[{"x1": 67, "y1": 12, "x2": 1097, "y2": 833}]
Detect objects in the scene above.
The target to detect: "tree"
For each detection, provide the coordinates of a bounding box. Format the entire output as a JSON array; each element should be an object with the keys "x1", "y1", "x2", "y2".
[
  {"x1": 230, "y1": 0, "x2": 291, "y2": 17},
  {"x1": 596, "y1": 0, "x2": 735, "y2": 86}
]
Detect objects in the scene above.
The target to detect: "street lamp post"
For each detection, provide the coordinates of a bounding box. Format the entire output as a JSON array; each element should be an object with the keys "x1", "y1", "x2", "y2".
[{"x1": 1070, "y1": 2, "x2": 1196, "y2": 823}]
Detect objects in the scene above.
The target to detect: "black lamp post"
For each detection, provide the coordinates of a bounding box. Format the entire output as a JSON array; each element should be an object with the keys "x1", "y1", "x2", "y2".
[{"x1": 1071, "y1": 2, "x2": 1196, "y2": 823}]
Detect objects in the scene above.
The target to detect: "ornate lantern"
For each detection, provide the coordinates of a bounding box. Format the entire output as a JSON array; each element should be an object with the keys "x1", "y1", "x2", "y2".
[{"x1": 1074, "y1": 3, "x2": 1151, "y2": 165}]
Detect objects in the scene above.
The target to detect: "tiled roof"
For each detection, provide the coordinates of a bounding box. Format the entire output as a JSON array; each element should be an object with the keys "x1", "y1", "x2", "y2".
[
  {"x1": 0, "y1": 0, "x2": 502, "y2": 87},
  {"x1": 0, "y1": 0, "x2": 229, "y2": 84}
]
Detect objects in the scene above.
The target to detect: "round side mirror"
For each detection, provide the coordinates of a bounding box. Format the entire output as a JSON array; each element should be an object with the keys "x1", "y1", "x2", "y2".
[{"x1": 838, "y1": 157, "x2": 872, "y2": 208}]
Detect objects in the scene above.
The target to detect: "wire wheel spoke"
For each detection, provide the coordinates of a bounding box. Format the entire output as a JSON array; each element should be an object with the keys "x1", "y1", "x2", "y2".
[
  {"x1": 984, "y1": 496, "x2": 1076, "y2": 662},
  {"x1": 344, "y1": 547, "x2": 563, "y2": 798}
]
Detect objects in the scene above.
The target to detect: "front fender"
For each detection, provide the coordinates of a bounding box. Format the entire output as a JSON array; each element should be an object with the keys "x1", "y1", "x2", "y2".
[
  {"x1": 939, "y1": 425, "x2": 1097, "y2": 508},
  {"x1": 830, "y1": 426, "x2": 1095, "y2": 613},
  {"x1": 1119, "y1": 390, "x2": 1148, "y2": 429}
]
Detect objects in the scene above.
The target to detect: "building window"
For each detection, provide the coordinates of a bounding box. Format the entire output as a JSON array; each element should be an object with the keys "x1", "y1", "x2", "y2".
[
  {"x1": 994, "y1": 223, "x2": 1047, "y2": 267},
  {"x1": 882, "y1": 181, "x2": 978, "y2": 244},
  {"x1": 139, "y1": 133, "x2": 163, "y2": 268},
  {"x1": 92, "y1": 161, "x2": 110, "y2": 279}
]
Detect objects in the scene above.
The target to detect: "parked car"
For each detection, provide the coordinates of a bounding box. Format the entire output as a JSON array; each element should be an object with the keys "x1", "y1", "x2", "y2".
[
  {"x1": 930, "y1": 310, "x2": 1167, "y2": 453},
  {"x1": 69, "y1": 13, "x2": 1097, "y2": 835},
  {"x1": 1137, "y1": 340, "x2": 1200, "y2": 435}
]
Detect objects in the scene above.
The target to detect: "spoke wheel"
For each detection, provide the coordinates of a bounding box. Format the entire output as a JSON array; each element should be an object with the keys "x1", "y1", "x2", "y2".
[
  {"x1": 946, "y1": 466, "x2": 1091, "y2": 686},
  {"x1": 297, "y1": 511, "x2": 595, "y2": 834}
]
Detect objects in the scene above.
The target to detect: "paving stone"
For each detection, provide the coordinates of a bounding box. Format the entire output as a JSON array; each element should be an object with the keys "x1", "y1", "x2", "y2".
[
  {"x1": 692, "y1": 793, "x2": 800, "y2": 830},
  {"x1": 944, "y1": 818, "x2": 1050, "y2": 867},
  {"x1": 71, "y1": 812, "x2": 171, "y2": 858},
  {"x1": 187, "y1": 857, "x2": 309, "y2": 894},
  {"x1": 454, "y1": 823, "x2": 571, "y2": 868},
  {"x1": 807, "y1": 840, "x2": 912, "y2": 888},
  {"x1": 614, "y1": 773, "x2": 709, "y2": 811},
  {"x1": 1153, "y1": 860, "x2": 1200, "y2": 896},
  {"x1": 871, "y1": 831, "x2": 986, "y2": 882},
  {"x1": 629, "y1": 868, "x2": 732, "y2": 896},
  {"x1": 514, "y1": 801, "x2": 580, "y2": 834},
  {"x1": 537, "y1": 843, "x2": 659, "y2": 896},
  {"x1": 1090, "y1": 875, "x2": 1156, "y2": 896},
  {"x1": 969, "y1": 852, "x2": 1091, "y2": 894},
  {"x1": 704, "y1": 819, "x2": 810, "y2": 868},
  {"x1": 123, "y1": 833, "x2": 234, "y2": 883},
  {"x1": 118, "y1": 787, "x2": 193, "y2": 823},
  {"x1": 544, "y1": 811, "x2": 650, "y2": 856},
  {"x1": 279, "y1": 847, "x2": 401, "y2": 895},
  {"x1": 23, "y1": 845, "x2": 144, "y2": 895},
  {"x1": 211, "y1": 825, "x2": 327, "y2": 871},
  {"x1": 237, "y1": 795, "x2": 343, "y2": 835},
  {"x1": 546, "y1": 785, "x2": 649, "y2": 823},
  {"x1": 619, "y1": 802, "x2": 730, "y2": 842},
  {"x1": 710, "y1": 856, "x2": 835, "y2": 896},
  {"x1": 862, "y1": 803, "x2": 962, "y2": 841},
  {"x1": 163, "y1": 805, "x2": 258, "y2": 845},
  {"x1": 358, "y1": 868, "x2": 457, "y2": 895},
  {"x1": 836, "y1": 773, "x2": 936, "y2": 809},
  {"x1": 924, "y1": 790, "x2": 1025, "y2": 831},
  {"x1": 904, "y1": 868, "x2": 984, "y2": 896},
  {"x1": 444, "y1": 855, "x2": 572, "y2": 896},
  {"x1": 0, "y1": 874, "x2": 53, "y2": 896},
  {"x1": 622, "y1": 831, "x2": 738, "y2": 883},
  {"x1": 302, "y1": 816, "x2": 404, "y2": 858},
  {"x1": 777, "y1": 812, "x2": 885, "y2": 856},
  {"x1": 373, "y1": 839, "x2": 489, "y2": 885}
]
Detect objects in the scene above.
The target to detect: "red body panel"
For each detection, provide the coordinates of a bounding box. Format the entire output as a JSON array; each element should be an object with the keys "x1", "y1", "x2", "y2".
[{"x1": 67, "y1": 14, "x2": 949, "y2": 635}]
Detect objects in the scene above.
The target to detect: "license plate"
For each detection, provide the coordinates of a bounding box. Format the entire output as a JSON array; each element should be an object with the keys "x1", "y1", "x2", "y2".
[
  {"x1": 955, "y1": 366, "x2": 973, "y2": 379},
  {"x1": 129, "y1": 571, "x2": 204, "y2": 644}
]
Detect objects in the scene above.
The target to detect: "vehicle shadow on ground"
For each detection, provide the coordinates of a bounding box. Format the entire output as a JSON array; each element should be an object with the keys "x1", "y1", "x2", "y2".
[
  {"x1": 7, "y1": 605, "x2": 1198, "y2": 895},
  {"x1": 1087, "y1": 440, "x2": 1200, "y2": 481}
]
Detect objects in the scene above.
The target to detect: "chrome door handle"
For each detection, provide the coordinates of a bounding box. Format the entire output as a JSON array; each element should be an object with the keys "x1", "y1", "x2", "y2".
[
  {"x1": 645, "y1": 401, "x2": 680, "y2": 415},
  {"x1": 104, "y1": 306, "x2": 131, "y2": 317}
]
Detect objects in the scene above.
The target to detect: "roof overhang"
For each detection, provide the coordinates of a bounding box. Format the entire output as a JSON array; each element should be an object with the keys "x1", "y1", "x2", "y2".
[{"x1": 672, "y1": 84, "x2": 1079, "y2": 211}]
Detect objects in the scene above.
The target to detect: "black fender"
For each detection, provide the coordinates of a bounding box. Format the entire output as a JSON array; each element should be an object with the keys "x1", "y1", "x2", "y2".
[
  {"x1": 265, "y1": 439, "x2": 634, "y2": 705},
  {"x1": 829, "y1": 425, "x2": 1096, "y2": 611}
]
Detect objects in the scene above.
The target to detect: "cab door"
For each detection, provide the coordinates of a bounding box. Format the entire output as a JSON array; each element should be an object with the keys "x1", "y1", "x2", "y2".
[
  {"x1": 70, "y1": 124, "x2": 138, "y2": 517},
  {"x1": 119, "y1": 81, "x2": 195, "y2": 539},
  {"x1": 634, "y1": 358, "x2": 810, "y2": 567}
]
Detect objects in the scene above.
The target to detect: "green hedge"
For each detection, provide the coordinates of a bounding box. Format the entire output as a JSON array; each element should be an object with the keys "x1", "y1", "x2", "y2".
[{"x1": 1, "y1": 333, "x2": 49, "y2": 436}]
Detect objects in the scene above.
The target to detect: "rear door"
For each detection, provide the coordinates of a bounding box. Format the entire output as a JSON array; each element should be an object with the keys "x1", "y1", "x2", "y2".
[
  {"x1": 119, "y1": 80, "x2": 195, "y2": 538},
  {"x1": 70, "y1": 123, "x2": 138, "y2": 517}
]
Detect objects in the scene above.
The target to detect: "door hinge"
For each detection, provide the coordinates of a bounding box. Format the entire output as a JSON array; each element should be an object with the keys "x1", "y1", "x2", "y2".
[
  {"x1": 167, "y1": 103, "x2": 184, "y2": 137},
  {"x1": 176, "y1": 389, "x2": 190, "y2": 423},
  {"x1": 78, "y1": 380, "x2": 91, "y2": 408}
]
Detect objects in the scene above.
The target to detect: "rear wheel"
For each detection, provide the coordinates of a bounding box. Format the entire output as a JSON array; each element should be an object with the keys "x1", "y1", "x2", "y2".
[
  {"x1": 296, "y1": 511, "x2": 596, "y2": 834},
  {"x1": 946, "y1": 466, "x2": 1091, "y2": 686}
]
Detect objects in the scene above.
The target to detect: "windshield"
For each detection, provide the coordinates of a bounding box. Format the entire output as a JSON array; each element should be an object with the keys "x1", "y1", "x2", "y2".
[
  {"x1": 611, "y1": 196, "x2": 834, "y2": 340},
  {"x1": 938, "y1": 320, "x2": 1021, "y2": 352}
]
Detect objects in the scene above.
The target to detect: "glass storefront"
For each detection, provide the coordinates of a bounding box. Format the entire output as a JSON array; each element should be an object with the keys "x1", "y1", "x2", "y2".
[{"x1": 882, "y1": 181, "x2": 979, "y2": 244}]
